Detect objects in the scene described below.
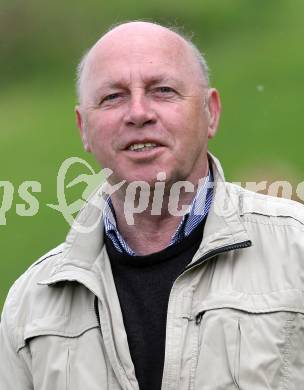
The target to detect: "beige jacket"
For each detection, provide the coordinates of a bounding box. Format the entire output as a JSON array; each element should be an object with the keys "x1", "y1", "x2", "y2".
[{"x1": 1, "y1": 155, "x2": 304, "y2": 390}]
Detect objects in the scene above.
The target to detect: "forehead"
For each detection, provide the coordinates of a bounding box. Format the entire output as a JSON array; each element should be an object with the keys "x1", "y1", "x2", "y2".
[
  {"x1": 83, "y1": 28, "x2": 200, "y2": 92},
  {"x1": 93, "y1": 25, "x2": 190, "y2": 64}
]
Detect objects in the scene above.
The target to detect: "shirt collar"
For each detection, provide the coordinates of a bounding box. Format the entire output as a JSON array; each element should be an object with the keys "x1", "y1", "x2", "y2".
[{"x1": 103, "y1": 170, "x2": 213, "y2": 255}]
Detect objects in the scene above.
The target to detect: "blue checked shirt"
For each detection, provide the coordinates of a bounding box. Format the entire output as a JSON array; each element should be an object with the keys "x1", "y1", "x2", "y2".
[{"x1": 103, "y1": 170, "x2": 213, "y2": 255}]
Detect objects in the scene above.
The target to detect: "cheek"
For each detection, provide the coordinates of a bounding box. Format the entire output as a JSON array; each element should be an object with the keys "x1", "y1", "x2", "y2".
[
  {"x1": 173, "y1": 115, "x2": 208, "y2": 161},
  {"x1": 86, "y1": 115, "x2": 115, "y2": 147}
]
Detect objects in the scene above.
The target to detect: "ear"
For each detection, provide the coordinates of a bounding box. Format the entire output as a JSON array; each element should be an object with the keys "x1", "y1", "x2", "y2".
[
  {"x1": 206, "y1": 88, "x2": 221, "y2": 139},
  {"x1": 75, "y1": 106, "x2": 91, "y2": 152}
]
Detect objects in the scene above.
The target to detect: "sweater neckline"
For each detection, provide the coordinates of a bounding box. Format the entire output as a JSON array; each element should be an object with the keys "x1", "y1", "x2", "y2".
[{"x1": 105, "y1": 217, "x2": 206, "y2": 268}]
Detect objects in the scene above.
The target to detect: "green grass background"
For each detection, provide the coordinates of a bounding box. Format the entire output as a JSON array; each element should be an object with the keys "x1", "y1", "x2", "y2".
[{"x1": 1, "y1": 0, "x2": 303, "y2": 308}]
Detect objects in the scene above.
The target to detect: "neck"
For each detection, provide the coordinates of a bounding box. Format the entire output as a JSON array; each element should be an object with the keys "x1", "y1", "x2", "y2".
[{"x1": 109, "y1": 164, "x2": 209, "y2": 255}]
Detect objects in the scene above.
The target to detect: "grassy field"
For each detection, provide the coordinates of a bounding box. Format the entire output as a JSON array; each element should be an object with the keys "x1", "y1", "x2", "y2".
[{"x1": 1, "y1": 0, "x2": 303, "y2": 308}]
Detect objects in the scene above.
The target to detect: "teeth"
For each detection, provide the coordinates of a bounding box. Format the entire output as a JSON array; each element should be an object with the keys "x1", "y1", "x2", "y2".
[{"x1": 128, "y1": 143, "x2": 158, "y2": 151}]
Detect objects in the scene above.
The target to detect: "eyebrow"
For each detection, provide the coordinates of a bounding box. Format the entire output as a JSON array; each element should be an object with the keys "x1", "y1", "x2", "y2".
[
  {"x1": 143, "y1": 75, "x2": 183, "y2": 87},
  {"x1": 95, "y1": 74, "x2": 184, "y2": 92}
]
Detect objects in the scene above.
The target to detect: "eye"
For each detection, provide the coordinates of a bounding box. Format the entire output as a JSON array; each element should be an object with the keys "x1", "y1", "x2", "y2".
[
  {"x1": 151, "y1": 86, "x2": 178, "y2": 99},
  {"x1": 102, "y1": 93, "x2": 121, "y2": 102},
  {"x1": 98, "y1": 92, "x2": 128, "y2": 107},
  {"x1": 156, "y1": 86, "x2": 175, "y2": 94}
]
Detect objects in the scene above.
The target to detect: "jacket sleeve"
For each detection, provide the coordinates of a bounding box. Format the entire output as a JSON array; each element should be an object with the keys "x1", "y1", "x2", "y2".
[{"x1": 0, "y1": 290, "x2": 33, "y2": 390}]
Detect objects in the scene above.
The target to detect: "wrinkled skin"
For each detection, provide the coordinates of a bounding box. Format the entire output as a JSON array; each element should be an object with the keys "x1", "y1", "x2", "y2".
[{"x1": 76, "y1": 22, "x2": 221, "y2": 189}]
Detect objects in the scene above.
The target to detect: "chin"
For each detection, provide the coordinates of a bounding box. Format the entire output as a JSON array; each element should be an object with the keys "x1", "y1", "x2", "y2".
[{"x1": 124, "y1": 175, "x2": 158, "y2": 186}]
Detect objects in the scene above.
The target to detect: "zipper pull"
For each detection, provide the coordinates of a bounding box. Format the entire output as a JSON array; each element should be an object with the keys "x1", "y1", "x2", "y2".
[{"x1": 195, "y1": 312, "x2": 204, "y2": 325}]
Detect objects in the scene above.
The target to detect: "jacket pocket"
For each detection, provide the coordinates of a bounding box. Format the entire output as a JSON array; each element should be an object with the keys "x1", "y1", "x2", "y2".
[
  {"x1": 193, "y1": 308, "x2": 242, "y2": 390},
  {"x1": 193, "y1": 306, "x2": 304, "y2": 390},
  {"x1": 20, "y1": 311, "x2": 107, "y2": 390}
]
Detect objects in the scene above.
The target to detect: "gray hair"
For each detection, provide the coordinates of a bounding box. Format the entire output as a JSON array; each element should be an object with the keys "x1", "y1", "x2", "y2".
[{"x1": 76, "y1": 21, "x2": 210, "y2": 104}]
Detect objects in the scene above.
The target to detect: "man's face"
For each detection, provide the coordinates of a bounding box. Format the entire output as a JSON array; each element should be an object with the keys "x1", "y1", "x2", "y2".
[{"x1": 76, "y1": 24, "x2": 220, "y2": 187}]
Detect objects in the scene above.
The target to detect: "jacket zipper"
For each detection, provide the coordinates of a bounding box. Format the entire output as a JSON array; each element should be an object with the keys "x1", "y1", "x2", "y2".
[
  {"x1": 187, "y1": 242, "x2": 251, "y2": 388},
  {"x1": 195, "y1": 311, "x2": 205, "y2": 325},
  {"x1": 185, "y1": 240, "x2": 252, "y2": 273},
  {"x1": 186, "y1": 240, "x2": 252, "y2": 324},
  {"x1": 94, "y1": 242, "x2": 252, "y2": 325},
  {"x1": 94, "y1": 295, "x2": 101, "y2": 327}
]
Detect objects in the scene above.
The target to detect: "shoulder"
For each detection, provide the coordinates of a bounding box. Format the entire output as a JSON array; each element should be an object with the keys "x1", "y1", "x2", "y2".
[
  {"x1": 227, "y1": 182, "x2": 304, "y2": 228},
  {"x1": 223, "y1": 183, "x2": 304, "y2": 293},
  {"x1": 5, "y1": 242, "x2": 65, "y2": 300},
  {"x1": 1, "y1": 244, "x2": 65, "y2": 332},
  {"x1": 14, "y1": 243, "x2": 65, "y2": 290},
  {"x1": 26, "y1": 243, "x2": 65, "y2": 272}
]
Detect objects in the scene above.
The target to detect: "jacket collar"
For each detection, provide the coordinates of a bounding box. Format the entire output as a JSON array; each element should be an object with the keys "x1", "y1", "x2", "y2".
[
  {"x1": 40, "y1": 153, "x2": 251, "y2": 284},
  {"x1": 189, "y1": 153, "x2": 251, "y2": 264}
]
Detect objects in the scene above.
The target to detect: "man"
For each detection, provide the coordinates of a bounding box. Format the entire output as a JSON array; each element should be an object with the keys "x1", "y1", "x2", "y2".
[{"x1": 1, "y1": 21, "x2": 304, "y2": 390}]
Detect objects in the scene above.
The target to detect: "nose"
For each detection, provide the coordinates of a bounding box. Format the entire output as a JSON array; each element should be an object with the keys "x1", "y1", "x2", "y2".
[{"x1": 124, "y1": 91, "x2": 156, "y2": 128}]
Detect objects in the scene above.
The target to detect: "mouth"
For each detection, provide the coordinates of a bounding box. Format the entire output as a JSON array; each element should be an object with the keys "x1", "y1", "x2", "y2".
[{"x1": 127, "y1": 142, "x2": 159, "y2": 152}]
